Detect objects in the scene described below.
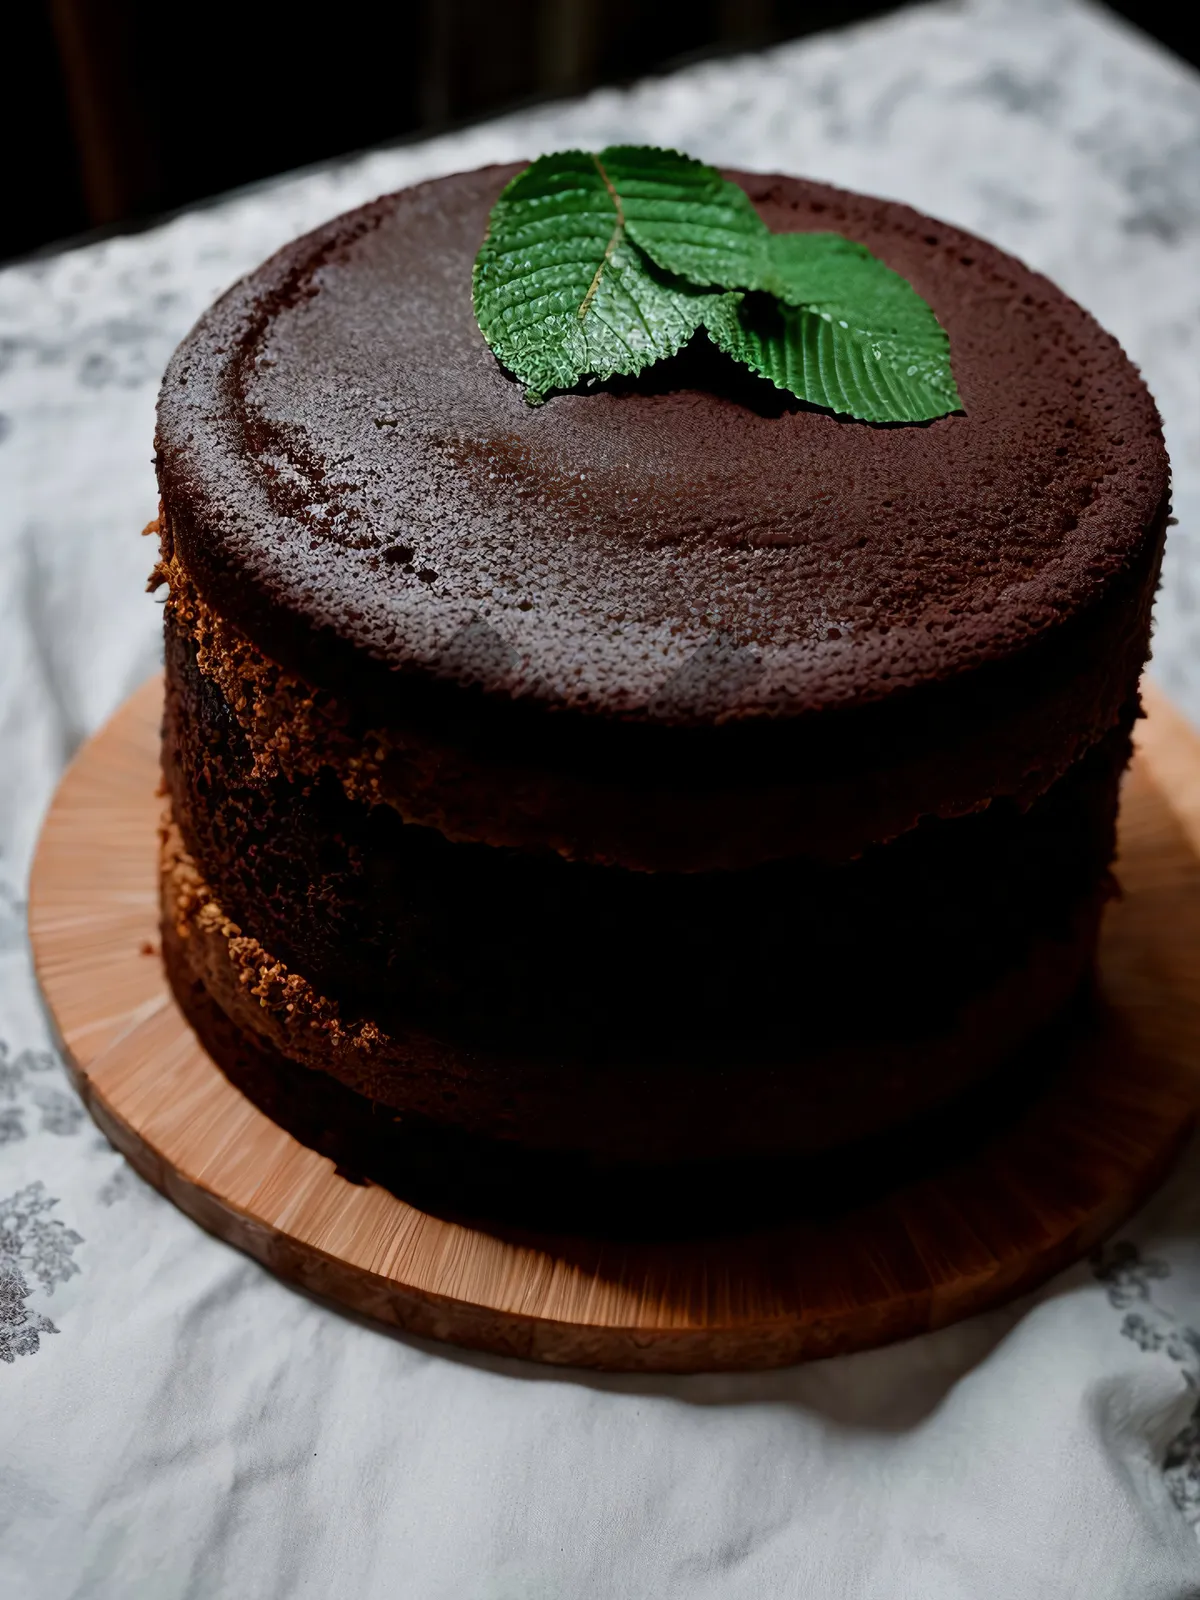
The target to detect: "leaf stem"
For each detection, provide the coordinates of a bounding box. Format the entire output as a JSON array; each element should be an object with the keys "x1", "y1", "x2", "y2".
[{"x1": 579, "y1": 153, "x2": 625, "y2": 322}]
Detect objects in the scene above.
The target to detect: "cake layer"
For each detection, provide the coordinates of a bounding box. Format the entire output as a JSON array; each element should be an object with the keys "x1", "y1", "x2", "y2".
[
  {"x1": 161, "y1": 895, "x2": 1092, "y2": 1235},
  {"x1": 154, "y1": 166, "x2": 1169, "y2": 871},
  {"x1": 161, "y1": 817, "x2": 1102, "y2": 1164},
  {"x1": 156, "y1": 528, "x2": 1162, "y2": 871}
]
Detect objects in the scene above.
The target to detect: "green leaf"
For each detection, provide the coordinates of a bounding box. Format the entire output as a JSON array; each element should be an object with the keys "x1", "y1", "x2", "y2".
[
  {"x1": 702, "y1": 231, "x2": 962, "y2": 422},
  {"x1": 473, "y1": 146, "x2": 963, "y2": 422},
  {"x1": 602, "y1": 146, "x2": 769, "y2": 290},
  {"x1": 628, "y1": 191, "x2": 961, "y2": 419},
  {"x1": 762, "y1": 232, "x2": 961, "y2": 410},
  {"x1": 473, "y1": 147, "x2": 742, "y2": 403}
]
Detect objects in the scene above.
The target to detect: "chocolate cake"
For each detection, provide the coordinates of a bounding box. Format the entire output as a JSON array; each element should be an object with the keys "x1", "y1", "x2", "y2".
[{"x1": 151, "y1": 164, "x2": 1169, "y2": 1225}]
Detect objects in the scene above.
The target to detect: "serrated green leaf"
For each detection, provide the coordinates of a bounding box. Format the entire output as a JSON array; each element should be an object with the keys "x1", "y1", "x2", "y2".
[
  {"x1": 761, "y1": 232, "x2": 961, "y2": 410},
  {"x1": 628, "y1": 192, "x2": 960, "y2": 419},
  {"x1": 703, "y1": 235, "x2": 962, "y2": 423},
  {"x1": 473, "y1": 146, "x2": 963, "y2": 422},
  {"x1": 473, "y1": 148, "x2": 733, "y2": 402},
  {"x1": 601, "y1": 146, "x2": 769, "y2": 290}
]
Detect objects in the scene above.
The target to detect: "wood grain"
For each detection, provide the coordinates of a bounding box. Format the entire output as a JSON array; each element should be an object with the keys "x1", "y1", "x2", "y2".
[{"x1": 27, "y1": 676, "x2": 1200, "y2": 1371}]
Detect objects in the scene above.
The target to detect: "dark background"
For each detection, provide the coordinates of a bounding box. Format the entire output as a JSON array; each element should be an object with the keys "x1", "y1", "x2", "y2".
[{"x1": 7, "y1": 0, "x2": 1198, "y2": 264}]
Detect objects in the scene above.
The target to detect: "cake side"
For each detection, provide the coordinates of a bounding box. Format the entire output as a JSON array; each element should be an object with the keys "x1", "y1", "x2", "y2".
[{"x1": 162, "y1": 610, "x2": 1133, "y2": 1063}]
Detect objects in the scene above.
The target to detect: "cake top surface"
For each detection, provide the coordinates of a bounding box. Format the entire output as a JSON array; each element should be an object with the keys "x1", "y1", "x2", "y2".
[{"x1": 156, "y1": 164, "x2": 1167, "y2": 724}]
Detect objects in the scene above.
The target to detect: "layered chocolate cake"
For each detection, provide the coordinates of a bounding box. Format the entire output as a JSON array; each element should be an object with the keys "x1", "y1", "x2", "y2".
[{"x1": 152, "y1": 164, "x2": 1168, "y2": 1224}]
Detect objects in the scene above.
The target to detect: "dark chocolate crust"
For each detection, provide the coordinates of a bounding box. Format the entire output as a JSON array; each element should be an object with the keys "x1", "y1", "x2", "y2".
[
  {"x1": 155, "y1": 166, "x2": 1169, "y2": 870},
  {"x1": 157, "y1": 163, "x2": 1165, "y2": 720}
]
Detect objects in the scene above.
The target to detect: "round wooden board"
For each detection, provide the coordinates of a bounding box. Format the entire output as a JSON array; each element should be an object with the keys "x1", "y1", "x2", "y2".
[{"x1": 28, "y1": 677, "x2": 1200, "y2": 1371}]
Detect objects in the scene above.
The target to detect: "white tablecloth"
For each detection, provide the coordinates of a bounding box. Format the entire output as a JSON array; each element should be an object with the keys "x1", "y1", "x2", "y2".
[{"x1": 4, "y1": 1, "x2": 1200, "y2": 1593}]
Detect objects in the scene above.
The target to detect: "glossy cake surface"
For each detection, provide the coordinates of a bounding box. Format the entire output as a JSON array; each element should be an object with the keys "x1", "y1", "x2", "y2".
[{"x1": 153, "y1": 165, "x2": 1169, "y2": 1207}]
